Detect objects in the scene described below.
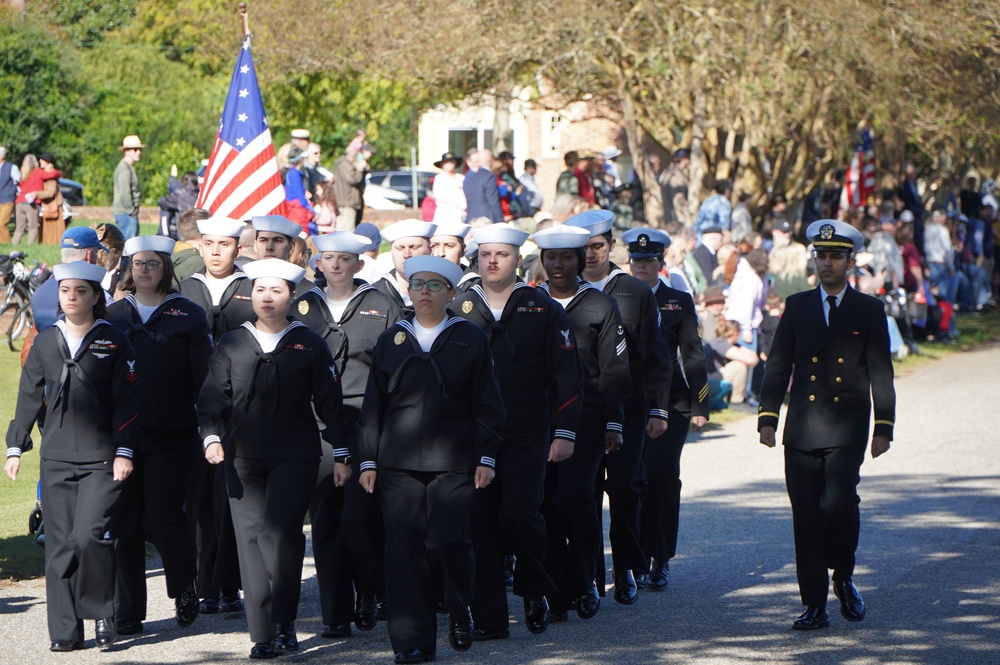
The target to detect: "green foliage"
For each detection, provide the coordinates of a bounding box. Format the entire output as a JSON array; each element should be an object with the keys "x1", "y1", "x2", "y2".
[
  {"x1": 0, "y1": 19, "x2": 91, "y2": 173},
  {"x1": 35, "y1": 0, "x2": 136, "y2": 47},
  {"x1": 130, "y1": 0, "x2": 240, "y2": 76},
  {"x1": 264, "y1": 74, "x2": 413, "y2": 170}
]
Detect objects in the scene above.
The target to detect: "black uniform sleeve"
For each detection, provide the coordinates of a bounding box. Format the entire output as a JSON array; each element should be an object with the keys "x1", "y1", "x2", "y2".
[
  {"x1": 312, "y1": 342, "x2": 348, "y2": 460},
  {"x1": 546, "y1": 303, "x2": 584, "y2": 441},
  {"x1": 470, "y1": 331, "x2": 506, "y2": 468},
  {"x1": 187, "y1": 306, "x2": 213, "y2": 403},
  {"x1": 640, "y1": 289, "x2": 674, "y2": 420},
  {"x1": 678, "y1": 295, "x2": 710, "y2": 419},
  {"x1": 867, "y1": 300, "x2": 896, "y2": 440},
  {"x1": 757, "y1": 299, "x2": 795, "y2": 432},
  {"x1": 357, "y1": 336, "x2": 390, "y2": 471},
  {"x1": 599, "y1": 301, "x2": 632, "y2": 431},
  {"x1": 5, "y1": 340, "x2": 46, "y2": 457},
  {"x1": 112, "y1": 336, "x2": 140, "y2": 459},
  {"x1": 198, "y1": 342, "x2": 234, "y2": 448}
]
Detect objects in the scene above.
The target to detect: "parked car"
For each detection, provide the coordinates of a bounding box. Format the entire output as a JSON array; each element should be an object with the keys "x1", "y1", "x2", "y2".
[
  {"x1": 368, "y1": 170, "x2": 434, "y2": 207},
  {"x1": 364, "y1": 182, "x2": 409, "y2": 210},
  {"x1": 59, "y1": 178, "x2": 86, "y2": 207}
]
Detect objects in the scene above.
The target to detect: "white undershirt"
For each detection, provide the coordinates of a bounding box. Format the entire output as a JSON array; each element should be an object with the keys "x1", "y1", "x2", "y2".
[
  {"x1": 551, "y1": 296, "x2": 574, "y2": 308},
  {"x1": 413, "y1": 318, "x2": 448, "y2": 352},
  {"x1": 326, "y1": 297, "x2": 351, "y2": 322},
  {"x1": 255, "y1": 330, "x2": 284, "y2": 353},
  {"x1": 135, "y1": 302, "x2": 158, "y2": 324},
  {"x1": 489, "y1": 306, "x2": 504, "y2": 321},
  {"x1": 588, "y1": 275, "x2": 612, "y2": 292},
  {"x1": 65, "y1": 334, "x2": 85, "y2": 357},
  {"x1": 204, "y1": 273, "x2": 241, "y2": 306}
]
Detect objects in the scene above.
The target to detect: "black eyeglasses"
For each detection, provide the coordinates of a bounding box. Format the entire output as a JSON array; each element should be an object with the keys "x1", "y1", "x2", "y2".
[
  {"x1": 407, "y1": 278, "x2": 449, "y2": 292},
  {"x1": 131, "y1": 260, "x2": 162, "y2": 271}
]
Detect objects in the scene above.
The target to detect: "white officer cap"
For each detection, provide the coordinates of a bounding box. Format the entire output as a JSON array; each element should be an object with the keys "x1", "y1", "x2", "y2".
[
  {"x1": 252, "y1": 215, "x2": 302, "y2": 239},
  {"x1": 242, "y1": 258, "x2": 306, "y2": 284},
  {"x1": 472, "y1": 224, "x2": 530, "y2": 248},
  {"x1": 290, "y1": 128, "x2": 311, "y2": 140},
  {"x1": 621, "y1": 227, "x2": 671, "y2": 258},
  {"x1": 313, "y1": 232, "x2": 373, "y2": 255},
  {"x1": 381, "y1": 219, "x2": 437, "y2": 244},
  {"x1": 197, "y1": 217, "x2": 245, "y2": 238},
  {"x1": 124, "y1": 235, "x2": 175, "y2": 256},
  {"x1": 464, "y1": 238, "x2": 479, "y2": 259},
  {"x1": 532, "y1": 226, "x2": 592, "y2": 249},
  {"x1": 806, "y1": 219, "x2": 864, "y2": 253},
  {"x1": 54, "y1": 261, "x2": 108, "y2": 283},
  {"x1": 432, "y1": 221, "x2": 471, "y2": 239},
  {"x1": 404, "y1": 256, "x2": 465, "y2": 289},
  {"x1": 563, "y1": 209, "x2": 615, "y2": 236}
]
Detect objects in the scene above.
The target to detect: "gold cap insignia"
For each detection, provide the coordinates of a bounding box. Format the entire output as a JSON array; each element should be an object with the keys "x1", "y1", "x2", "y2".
[
  {"x1": 820, "y1": 224, "x2": 835, "y2": 240},
  {"x1": 638, "y1": 235, "x2": 648, "y2": 248},
  {"x1": 394, "y1": 331, "x2": 406, "y2": 345},
  {"x1": 297, "y1": 300, "x2": 310, "y2": 315},
  {"x1": 462, "y1": 300, "x2": 474, "y2": 314}
]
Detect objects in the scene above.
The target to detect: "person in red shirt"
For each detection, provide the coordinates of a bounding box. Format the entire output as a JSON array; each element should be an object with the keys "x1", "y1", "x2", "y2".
[
  {"x1": 14, "y1": 151, "x2": 61, "y2": 245},
  {"x1": 574, "y1": 152, "x2": 596, "y2": 205}
]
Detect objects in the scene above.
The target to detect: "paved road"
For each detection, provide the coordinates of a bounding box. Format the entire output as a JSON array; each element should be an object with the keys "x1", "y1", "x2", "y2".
[{"x1": 2, "y1": 345, "x2": 999, "y2": 664}]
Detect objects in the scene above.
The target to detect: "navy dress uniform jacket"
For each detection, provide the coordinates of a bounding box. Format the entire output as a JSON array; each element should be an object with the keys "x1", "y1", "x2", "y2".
[
  {"x1": 372, "y1": 271, "x2": 413, "y2": 317},
  {"x1": 178, "y1": 270, "x2": 256, "y2": 341},
  {"x1": 453, "y1": 282, "x2": 584, "y2": 440},
  {"x1": 106, "y1": 293, "x2": 212, "y2": 435},
  {"x1": 198, "y1": 322, "x2": 347, "y2": 461},
  {"x1": 358, "y1": 314, "x2": 506, "y2": 473},
  {"x1": 653, "y1": 282, "x2": 710, "y2": 418},
  {"x1": 757, "y1": 287, "x2": 896, "y2": 449},
  {"x1": 7, "y1": 321, "x2": 139, "y2": 461}
]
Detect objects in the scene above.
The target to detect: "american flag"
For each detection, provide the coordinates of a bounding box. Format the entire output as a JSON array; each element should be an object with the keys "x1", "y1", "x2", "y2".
[
  {"x1": 196, "y1": 36, "x2": 286, "y2": 219},
  {"x1": 840, "y1": 129, "x2": 876, "y2": 211}
]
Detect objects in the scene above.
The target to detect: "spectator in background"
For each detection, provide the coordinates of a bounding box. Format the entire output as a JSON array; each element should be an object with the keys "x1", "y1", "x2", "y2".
[
  {"x1": 518, "y1": 159, "x2": 544, "y2": 216},
  {"x1": 898, "y1": 163, "x2": 925, "y2": 253},
  {"x1": 693, "y1": 179, "x2": 733, "y2": 239},
  {"x1": 573, "y1": 151, "x2": 596, "y2": 205},
  {"x1": 497, "y1": 151, "x2": 525, "y2": 219},
  {"x1": 798, "y1": 176, "x2": 824, "y2": 233},
  {"x1": 691, "y1": 227, "x2": 724, "y2": 286},
  {"x1": 312, "y1": 182, "x2": 339, "y2": 235},
  {"x1": 959, "y1": 176, "x2": 981, "y2": 219},
  {"x1": 769, "y1": 239, "x2": 811, "y2": 300},
  {"x1": 590, "y1": 153, "x2": 612, "y2": 209},
  {"x1": 171, "y1": 208, "x2": 210, "y2": 281},
  {"x1": 0, "y1": 146, "x2": 20, "y2": 240},
  {"x1": 659, "y1": 149, "x2": 691, "y2": 227},
  {"x1": 333, "y1": 145, "x2": 369, "y2": 231},
  {"x1": 703, "y1": 319, "x2": 759, "y2": 405},
  {"x1": 550, "y1": 193, "x2": 590, "y2": 223},
  {"x1": 431, "y1": 152, "x2": 467, "y2": 225},
  {"x1": 13, "y1": 153, "x2": 59, "y2": 246},
  {"x1": 284, "y1": 147, "x2": 316, "y2": 234},
  {"x1": 158, "y1": 170, "x2": 199, "y2": 239},
  {"x1": 730, "y1": 191, "x2": 753, "y2": 244},
  {"x1": 93, "y1": 222, "x2": 126, "y2": 296},
  {"x1": 463, "y1": 149, "x2": 503, "y2": 223},
  {"x1": 556, "y1": 151, "x2": 580, "y2": 197},
  {"x1": 726, "y1": 247, "x2": 769, "y2": 404},
  {"x1": 113, "y1": 135, "x2": 144, "y2": 239},
  {"x1": 603, "y1": 146, "x2": 623, "y2": 186},
  {"x1": 664, "y1": 233, "x2": 694, "y2": 294},
  {"x1": 698, "y1": 285, "x2": 727, "y2": 343},
  {"x1": 347, "y1": 128, "x2": 367, "y2": 156},
  {"x1": 868, "y1": 208, "x2": 904, "y2": 291},
  {"x1": 925, "y1": 209, "x2": 958, "y2": 304},
  {"x1": 30, "y1": 226, "x2": 108, "y2": 332}
]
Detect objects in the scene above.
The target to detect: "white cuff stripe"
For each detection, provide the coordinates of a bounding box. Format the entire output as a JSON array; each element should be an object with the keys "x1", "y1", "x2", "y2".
[
  {"x1": 203, "y1": 435, "x2": 221, "y2": 450},
  {"x1": 6, "y1": 447, "x2": 22, "y2": 458},
  {"x1": 606, "y1": 423, "x2": 623, "y2": 432},
  {"x1": 116, "y1": 448, "x2": 134, "y2": 459},
  {"x1": 333, "y1": 448, "x2": 350, "y2": 457},
  {"x1": 554, "y1": 429, "x2": 576, "y2": 441},
  {"x1": 480, "y1": 456, "x2": 496, "y2": 468},
  {"x1": 360, "y1": 461, "x2": 377, "y2": 471},
  {"x1": 649, "y1": 409, "x2": 669, "y2": 420}
]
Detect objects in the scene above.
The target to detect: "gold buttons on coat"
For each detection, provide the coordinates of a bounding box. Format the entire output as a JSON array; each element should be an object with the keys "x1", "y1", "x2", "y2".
[
  {"x1": 809, "y1": 395, "x2": 816, "y2": 402},
  {"x1": 836, "y1": 377, "x2": 842, "y2": 383},
  {"x1": 812, "y1": 357, "x2": 819, "y2": 363},
  {"x1": 838, "y1": 358, "x2": 844, "y2": 364},
  {"x1": 834, "y1": 397, "x2": 841, "y2": 403},
  {"x1": 810, "y1": 375, "x2": 816, "y2": 381}
]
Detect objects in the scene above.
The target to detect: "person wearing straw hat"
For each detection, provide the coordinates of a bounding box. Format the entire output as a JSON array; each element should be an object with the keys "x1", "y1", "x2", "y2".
[
  {"x1": 199, "y1": 258, "x2": 346, "y2": 659},
  {"x1": 291, "y1": 232, "x2": 402, "y2": 638},
  {"x1": 563, "y1": 209, "x2": 674, "y2": 606},
  {"x1": 622, "y1": 227, "x2": 710, "y2": 592},
  {"x1": 178, "y1": 216, "x2": 255, "y2": 616},
  {"x1": 250, "y1": 215, "x2": 315, "y2": 297},
  {"x1": 113, "y1": 135, "x2": 145, "y2": 239},
  {"x1": 452, "y1": 224, "x2": 584, "y2": 640},
  {"x1": 358, "y1": 255, "x2": 505, "y2": 663},
  {"x1": 430, "y1": 220, "x2": 471, "y2": 266},
  {"x1": 6, "y1": 261, "x2": 140, "y2": 652},
  {"x1": 533, "y1": 224, "x2": 632, "y2": 623},
  {"x1": 758, "y1": 220, "x2": 895, "y2": 631},
  {"x1": 106, "y1": 235, "x2": 211, "y2": 635},
  {"x1": 371, "y1": 219, "x2": 437, "y2": 315}
]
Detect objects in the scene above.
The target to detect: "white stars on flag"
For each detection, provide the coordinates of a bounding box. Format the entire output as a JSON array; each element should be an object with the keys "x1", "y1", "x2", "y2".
[
  {"x1": 238, "y1": 113, "x2": 248, "y2": 122},
  {"x1": 240, "y1": 65, "x2": 249, "y2": 74},
  {"x1": 236, "y1": 137, "x2": 246, "y2": 147},
  {"x1": 239, "y1": 89, "x2": 249, "y2": 98}
]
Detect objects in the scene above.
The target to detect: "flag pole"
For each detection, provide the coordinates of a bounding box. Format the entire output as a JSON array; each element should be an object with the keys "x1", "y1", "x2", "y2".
[{"x1": 238, "y1": 2, "x2": 250, "y2": 39}]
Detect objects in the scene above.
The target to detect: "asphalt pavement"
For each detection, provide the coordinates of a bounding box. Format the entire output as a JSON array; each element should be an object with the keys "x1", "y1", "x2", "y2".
[{"x1": 2, "y1": 344, "x2": 998, "y2": 664}]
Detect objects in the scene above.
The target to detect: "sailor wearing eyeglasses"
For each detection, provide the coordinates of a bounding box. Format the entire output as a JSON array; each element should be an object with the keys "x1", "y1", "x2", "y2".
[{"x1": 358, "y1": 256, "x2": 505, "y2": 664}]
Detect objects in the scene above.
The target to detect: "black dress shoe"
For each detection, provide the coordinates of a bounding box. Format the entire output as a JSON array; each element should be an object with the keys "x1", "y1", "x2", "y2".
[
  {"x1": 199, "y1": 597, "x2": 219, "y2": 614},
  {"x1": 575, "y1": 585, "x2": 601, "y2": 619},
  {"x1": 321, "y1": 623, "x2": 352, "y2": 638},
  {"x1": 634, "y1": 573, "x2": 648, "y2": 590},
  {"x1": 792, "y1": 605, "x2": 830, "y2": 630},
  {"x1": 272, "y1": 622, "x2": 298, "y2": 652},
  {"x1": 448, "y1": 613, "x2": 474, "y2": 652},
  {"x1": 95, "y1": 617, "x2": 117, "y2": 647},
  {"x1": 219, "y1": 590, "x2": 244, "y2": 613},
  {"x1": 473, "y1": 627, "x2": 509, "y2": 641},
  {"x1": 394, "y1": 647, "x2": 436, "y2": 663},
  {"x1": 117, "y1": 619, "x2": 143, "y2": 635},
  {"x1": 613, "y1": 570, "x2": 639, "y2": 605},
  {"x1": 646, "y1": 560, "x2": 670, "y2": 592},
  {"x1": 377, "y1": 601, "x2": 387, "y2": 621},
  {"x1": 175, "y1": 583, "x2": 200, "y2": 628},
  {"x1": 523, "y1": 596, "x2": 550, "y2": 634},
  {"x1": 355, "y1": 594, "x2": 379, "y2": 631},
  {"x1": 249, "y1": 642, "x2": 279, "y2": 659},
  {"x1": 50, "y1": 640, "x2": 83, "y2": 652},
  {"x1": 834, "y1": 579, "x2": 866, "y2": 622}
]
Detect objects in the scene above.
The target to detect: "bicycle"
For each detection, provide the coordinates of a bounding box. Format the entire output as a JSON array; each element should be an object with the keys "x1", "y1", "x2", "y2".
[{"x1": 0, "y1": 251, "x2": 51, "y2": 351}]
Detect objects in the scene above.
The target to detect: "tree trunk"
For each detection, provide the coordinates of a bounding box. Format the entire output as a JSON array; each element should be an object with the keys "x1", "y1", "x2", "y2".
[
  {"x1": 621, "y1": 89, "x2": 664, "y2": 227},
  {"x1": 687, "y1": 64, "x2": 708, "y2": 227}
]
